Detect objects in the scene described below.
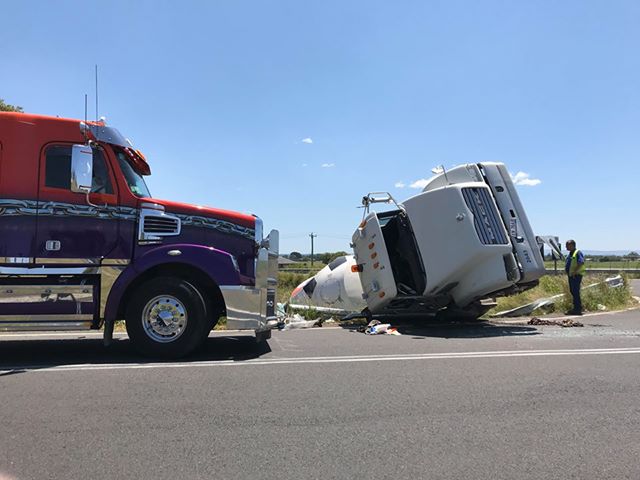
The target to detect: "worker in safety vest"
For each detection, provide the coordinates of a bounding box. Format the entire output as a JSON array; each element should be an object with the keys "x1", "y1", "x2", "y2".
[{"x1": 565, "y1": 239, "x2": 586, "y2": 315}]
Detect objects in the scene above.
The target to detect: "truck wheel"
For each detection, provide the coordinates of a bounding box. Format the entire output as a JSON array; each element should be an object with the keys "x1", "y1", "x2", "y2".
[{"x1": 125, "y1": 277, "x2": 209, "y2": 358}]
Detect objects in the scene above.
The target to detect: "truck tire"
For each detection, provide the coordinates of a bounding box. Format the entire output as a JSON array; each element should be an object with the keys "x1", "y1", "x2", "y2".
[{"x1": 125, "y1": 277, "x2": 210, "y2": 358}]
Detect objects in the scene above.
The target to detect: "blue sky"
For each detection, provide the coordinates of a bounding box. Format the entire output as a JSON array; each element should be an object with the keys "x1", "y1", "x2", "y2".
[{"x1": 2, "y1": 0, "x2": 639, "y2": 253}]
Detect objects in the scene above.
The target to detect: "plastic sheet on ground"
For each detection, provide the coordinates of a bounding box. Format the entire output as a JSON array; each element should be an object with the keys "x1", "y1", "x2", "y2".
[{"x1": 280, "y1": 314, "x2": 319, "y2": 330}]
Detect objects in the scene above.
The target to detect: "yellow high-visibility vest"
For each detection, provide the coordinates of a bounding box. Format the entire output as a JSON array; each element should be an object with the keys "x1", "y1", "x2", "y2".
[{"x1": 569, "y1": 249, "x2": 586, "y2": 276}]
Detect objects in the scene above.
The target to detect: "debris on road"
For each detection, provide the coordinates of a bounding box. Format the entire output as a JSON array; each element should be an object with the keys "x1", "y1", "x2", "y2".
[
  {"x1": 359, "y1": 320, "x2": 401, "y2": 335},
  {"x1": 366, "y1": 323, "x2": 391, "y2": 335},
  {"x1": 528, "y1": 317, "x2": 584, "y2": 327},
  {"x1": 280, "y1": 314, "x2": 320, "y2": 330}
]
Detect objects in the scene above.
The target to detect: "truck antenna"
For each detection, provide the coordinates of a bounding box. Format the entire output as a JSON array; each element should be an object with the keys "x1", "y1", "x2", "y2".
[
  {"x1": 83, "y1": 94, "x2": 89, "y2": 143},
  {"x1": 95, "y1": 64, "x2": 99, "y2": 122},
  {"x1": 431, "y1": 165, "x2": 450, "y2": 185}
]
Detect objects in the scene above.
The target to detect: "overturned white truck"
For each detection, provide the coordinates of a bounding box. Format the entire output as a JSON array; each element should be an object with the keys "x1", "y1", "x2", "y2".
[{"x1": 290, "y1": 162, "x2": 547, "y2": 320}]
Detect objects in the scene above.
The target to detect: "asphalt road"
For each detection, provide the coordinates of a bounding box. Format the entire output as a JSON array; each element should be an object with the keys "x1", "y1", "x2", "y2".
[{"x1": 2, "y1": 288, "x2": 640, "y2": 479}]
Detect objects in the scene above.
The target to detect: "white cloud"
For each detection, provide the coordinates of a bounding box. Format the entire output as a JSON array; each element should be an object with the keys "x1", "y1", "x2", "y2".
[
  {"x1": 510, "y1": 171, "x2": 542, "y2": 186},
  {"x1": 410, "y1": 178, "x2": 429, "y2": 189},
  {"x1": 321, "y1": 163, "x2": 335, "y2": 168},
  {"x1": 394, "y1": 181, "x2": 406, "y2": 188},
  {"x1": 302, "y1": 163, "x2": 308, "y2": 167},
  {"x1": 301, "y1": 137, "x2": 313, "y2": 144}
]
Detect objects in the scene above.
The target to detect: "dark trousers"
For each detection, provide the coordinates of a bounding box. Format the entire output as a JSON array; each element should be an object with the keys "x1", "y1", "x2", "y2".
[{"x1": 568, "y1": 275, "x2": 583, "y2": 313}]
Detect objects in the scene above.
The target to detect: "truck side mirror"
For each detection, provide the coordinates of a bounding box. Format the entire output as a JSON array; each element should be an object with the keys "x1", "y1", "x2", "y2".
[{"x1": 70, "y1": 144, "x2": 93, "y2": 193}]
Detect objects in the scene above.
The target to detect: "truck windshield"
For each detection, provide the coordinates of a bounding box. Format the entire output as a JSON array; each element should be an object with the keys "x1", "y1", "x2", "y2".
[{"x1": 115, "y1": 150, "x2": 151, "y2": 198}]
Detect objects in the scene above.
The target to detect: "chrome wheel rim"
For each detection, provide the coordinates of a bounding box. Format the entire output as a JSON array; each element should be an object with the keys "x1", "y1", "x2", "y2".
[{"x1": 141, "y1": 295, "x2": 188, "y2": 343}]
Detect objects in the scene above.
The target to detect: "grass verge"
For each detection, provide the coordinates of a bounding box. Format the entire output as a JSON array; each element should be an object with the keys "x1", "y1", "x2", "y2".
[{"x1": 490, "y1": 273, "x2": 636, "y2": 316}]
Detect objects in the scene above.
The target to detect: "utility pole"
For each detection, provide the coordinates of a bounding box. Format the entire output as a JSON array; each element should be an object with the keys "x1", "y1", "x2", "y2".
[{"x1": 309, "y1": 233, "x2": 317, "y2": 266}]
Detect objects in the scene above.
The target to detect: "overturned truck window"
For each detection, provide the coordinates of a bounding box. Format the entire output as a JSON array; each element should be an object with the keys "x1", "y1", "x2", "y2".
[{"x1": 378, "y1": 210, "x2": 426, "y2": 296}]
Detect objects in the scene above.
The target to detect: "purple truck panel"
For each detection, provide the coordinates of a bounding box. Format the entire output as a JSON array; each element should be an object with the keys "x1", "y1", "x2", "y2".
[
  {"x1": 35, "y1": 214, "x2": 135, "y2": 261},
  {"x1": 0, "y1": 302, "x2": 94, "y2": 315},
  {"x1": 134, "y1": 224, "x2": 256, "y2": 278},
  {"x1": 103, "y1": 243, "x2": 245, "y2": 324},
  {"x1": 0, "y1": 216, "x2": 37, "y2": 257}
]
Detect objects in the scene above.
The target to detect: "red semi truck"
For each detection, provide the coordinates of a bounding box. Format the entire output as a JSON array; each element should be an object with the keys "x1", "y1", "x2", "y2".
[{"x1": 0, "y1": 112, "x2": 278, "y2": 357}]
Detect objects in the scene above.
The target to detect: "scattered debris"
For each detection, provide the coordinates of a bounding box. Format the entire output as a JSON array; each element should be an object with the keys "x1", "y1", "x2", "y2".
[
  {"x1": 280, "y1": 314, "x2": 320, "y2": 330},
  {"x1": 366, "y1": 323, "x2": 391, "y2": 335},
  {"x1": 604, "y1": 275, "x2": 624, "y2": 288},
  {"x1": 358, "y1": 320, "x2": 402, "y2": 335},
  {"x1": 528, "y1": 317, "x2": 583, "y2": 327}
]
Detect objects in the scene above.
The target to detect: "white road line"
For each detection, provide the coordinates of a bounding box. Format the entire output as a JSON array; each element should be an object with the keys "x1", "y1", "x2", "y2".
[{"x1": 3, "y1": 347, "x2": 640, "y2": 374}]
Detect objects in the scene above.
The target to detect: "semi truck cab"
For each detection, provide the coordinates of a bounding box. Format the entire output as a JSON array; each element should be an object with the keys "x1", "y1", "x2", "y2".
[
  {"x1": 0, "y1": 112, "x2": 278, "y2": 357},
  {"x1": 351, "y1": 162, "x2": 545, "y2": 318}
]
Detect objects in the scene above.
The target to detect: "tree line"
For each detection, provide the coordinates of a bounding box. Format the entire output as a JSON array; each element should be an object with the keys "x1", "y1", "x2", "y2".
[
  {"x1": 286, "y1": 251, "x2": 349, "y2": 265},
  {"x1": 0, "y1": 99, "x2": 23, "y2": 112}
]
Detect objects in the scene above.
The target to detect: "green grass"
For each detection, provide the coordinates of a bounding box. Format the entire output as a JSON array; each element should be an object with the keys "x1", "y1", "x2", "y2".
[
  {"x1": 490, "y1": 273, "x2": 636, "y2": 316},
  {"x1": 544, "y1": 261, "x2": 640, "y2": 270},
  {"x1": 277, "y1": 271, "x2": 312, "y2": 303},
  {"x1": 280, "y1": 261, "x2": 326, "y2": 270}
]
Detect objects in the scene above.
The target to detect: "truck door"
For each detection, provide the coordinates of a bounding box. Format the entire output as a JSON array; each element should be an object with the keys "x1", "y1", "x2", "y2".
[
  {"x1": 0, "y1": 140, "x2": 38, "y2": 260},
  {"x1": 351, "y1": 212, "x2": 398, "y2": 312},
  {"x1": 35, "y1": 144, "x2": 120, "y2": 262}
]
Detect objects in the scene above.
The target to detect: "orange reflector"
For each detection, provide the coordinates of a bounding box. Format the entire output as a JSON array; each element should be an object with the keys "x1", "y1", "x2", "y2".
[
  {"x1": 378, "y1": 291, "x2": 386, "y2": 298},
  {"x1": 359, "y1": 220, "x2": 366, "y2": 228},
  {"x1": 368, "y1": 242, "x2": 375, "y2": 250},
  {"x1": 373, "y1": 262, "x2": 379, "y2": 269},
  {"x1": 351, "y1": 264, "x2": 363, "y2": 273},
  {"x1": 371, "y1": 252, "x2": 377, "y2": 259}
]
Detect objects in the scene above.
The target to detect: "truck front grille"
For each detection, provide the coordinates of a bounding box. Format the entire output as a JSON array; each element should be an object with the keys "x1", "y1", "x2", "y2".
[{"x1": 462, "y1": 187, "x2": 508, "y2": 245}]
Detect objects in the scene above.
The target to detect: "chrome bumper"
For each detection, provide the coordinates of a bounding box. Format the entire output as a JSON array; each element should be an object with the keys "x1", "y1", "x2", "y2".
[{"x1": 221, "y1": 229, "x2": 279, "y2": 332}]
